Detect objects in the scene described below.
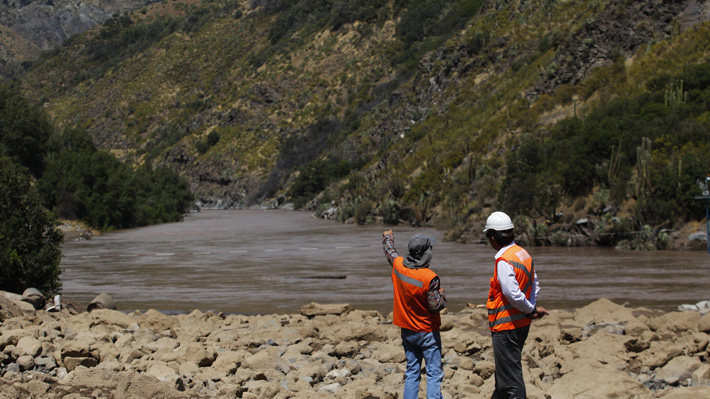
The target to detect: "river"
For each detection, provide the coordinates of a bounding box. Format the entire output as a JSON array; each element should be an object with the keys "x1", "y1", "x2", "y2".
[{"x1": 59, "y1": 210, "x2": 710, "y2": 315}]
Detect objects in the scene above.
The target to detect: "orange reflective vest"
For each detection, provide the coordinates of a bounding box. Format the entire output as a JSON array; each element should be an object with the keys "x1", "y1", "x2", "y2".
[
  {"x1": 487, "y1": 244, "x2": 534, "y2": 332},
  {"x1": 391, "y1": 256, "x2": 441, "y2": 332}
]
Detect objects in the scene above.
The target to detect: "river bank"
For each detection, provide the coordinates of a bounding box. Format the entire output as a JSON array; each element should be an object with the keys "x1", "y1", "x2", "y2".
[{"x1": 1, "y1": 292, "x2": 709, "y2": 399}]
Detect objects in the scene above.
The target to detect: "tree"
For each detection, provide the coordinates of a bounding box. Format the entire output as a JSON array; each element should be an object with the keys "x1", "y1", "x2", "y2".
[
  {"x1": 0, "y1": 159, "x2": 63, "y2": 295},
  {"x1": 0, "y1": 84, "x2": 52, "y2": 177}
]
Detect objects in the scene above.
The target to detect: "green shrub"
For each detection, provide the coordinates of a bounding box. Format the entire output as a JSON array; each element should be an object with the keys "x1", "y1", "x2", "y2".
[
  {"x1": 354, "y1": 199, "x2": 374, "y2": 224},
  {"x1": 382, "y1": 198, "x2": 401, "y2": 225},
  {"x1": 0, "y1": 84, "x2": 52, "y2": 177},
  {"x1": 0, "y1": 160, "x2": 63, "y2": 295}
]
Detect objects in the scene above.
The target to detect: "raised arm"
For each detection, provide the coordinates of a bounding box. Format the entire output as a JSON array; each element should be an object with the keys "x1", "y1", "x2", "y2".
[{"x1": 382, "y1": 230, "x2": 399, "y2": 266}]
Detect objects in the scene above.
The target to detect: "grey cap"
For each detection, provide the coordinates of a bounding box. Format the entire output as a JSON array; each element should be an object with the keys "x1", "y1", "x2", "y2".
[{"x1": 407, "y1": 234, "x2": 437, "y2": 259}]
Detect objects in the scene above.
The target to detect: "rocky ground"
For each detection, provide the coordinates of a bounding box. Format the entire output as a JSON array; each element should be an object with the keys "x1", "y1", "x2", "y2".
[{"x1": 1, "y1": 292, "x2": 709, "y2": 399}]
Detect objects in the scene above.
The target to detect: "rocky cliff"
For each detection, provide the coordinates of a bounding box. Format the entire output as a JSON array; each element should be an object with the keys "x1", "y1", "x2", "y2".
[{"x1": 0, "y1": 0, "x2": 154, "y2": 78}]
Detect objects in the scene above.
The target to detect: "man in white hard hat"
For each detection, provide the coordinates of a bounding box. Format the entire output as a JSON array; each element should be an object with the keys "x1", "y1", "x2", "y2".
[{"x1": 483, "y1": 211, "x2": 548, "y2": 399}]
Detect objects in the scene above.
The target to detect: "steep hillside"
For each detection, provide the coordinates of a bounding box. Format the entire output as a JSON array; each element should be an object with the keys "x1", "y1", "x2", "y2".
[
  {"x1": 20, "y1": 0, "x2": 710, "y2": 247},
  {"x1": 0, "y1": 0, "x2": 155, "y2": 78}
]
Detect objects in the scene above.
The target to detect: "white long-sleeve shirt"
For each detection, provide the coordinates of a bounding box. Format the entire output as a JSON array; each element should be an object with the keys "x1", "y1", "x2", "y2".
[{"x1": 494, "y1": 242, "x2": 540, "y2": 314}]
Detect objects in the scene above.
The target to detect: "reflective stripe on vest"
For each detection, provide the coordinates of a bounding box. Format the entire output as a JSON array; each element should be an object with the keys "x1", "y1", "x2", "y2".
[
  {"x1": 486, "y1": 245, "x2": 534, "y2": 332},
  {"x1": 391, "y1": 256, "x2": 441, "y2": 332}
]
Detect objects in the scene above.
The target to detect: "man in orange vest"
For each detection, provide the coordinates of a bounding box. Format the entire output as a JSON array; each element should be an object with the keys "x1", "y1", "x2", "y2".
[
  {"x1": 382, "y1": 229, "x2": 447, "y2": 399},
  {"x1": 484, "y1": 211, "x2": 548, "y2": 399}
]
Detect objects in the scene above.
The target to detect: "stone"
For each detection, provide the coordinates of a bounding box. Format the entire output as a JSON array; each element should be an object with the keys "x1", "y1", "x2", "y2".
[
  {"x1": 319, "y1": 382, "x2": 341, "y2": 394},
  {"x1": 548, "y1": 361, "x2": 651, "y2": 398},
  {"x1": 34, "y1": 355, "x2": 57, "y2": 371},
  {"x1": 369, "y1": 342, "x2": 405, "y2": 363},
  {"x1": 649, "y1": 311, "x2": 701, "y2": 333},
  {"x1": 692, "y1": 363, "x2": 710, "y2": 386},
  {"x1": 333, "y1": 341, "x2": 359, "y2": 357},
  {"x1": 21, "y1": 288, "x2": 46, "y2": 310},
  {"x1": 184, "y1": 342, "x2": 216, "y2": 367},
  {"x1": 211, "y1": 350, "x2": 244, "y2": 374},
  {"x1": 64, "y1": 356, "x2": 98, "y2": 371},
  {"x1": 16, "y1": 336, "x2": 42, "y2": 357},
  {"x1": 655, "y1": 356, "x2": 702, "y2": 385},
  {"x1": 573, "y1": 298, "x2": 637, "y2": 326},
  {"x1": 89, "y1": 308, "x2": 137, "y2": 328},
  {"x1": 699, "y1": 313, "x2": 710, "y2": 333},
  {"x1": 300, "y1": 302, "x2": 353, "y2": 317},
  {"x1": 473, "y1": 360, "x2": 495, "y2": 379},
  {"x1": 147, "y1": 363, "x2": 185, "y2": 391},
  {"x1": 27, "y1": 380, "x2": 50, "y2": 396},
  {"x1": 61, "y1": 340, "x2": 92, "y2": 359},
  {"x1": 624, "y1": 320, "x2": 651, "y2": 336},
  {"x1": 87, "y1": 292, "x2": 117, "y2": 311},
  {"x1": 655, "y1": 386, "x2": 710, "y2": 398},
  {"x1": 140, "y1": 309, "x2": 179, "y2": 333},
  {"x1": 179, "y1": 361, "x2": 200, "y2": 378},
  {"x1": 16, "y1": 355, "x2": 35, "y2": 371},
  {"x1": 0, "y1": 328, "x2": 28, "y2": 348}
]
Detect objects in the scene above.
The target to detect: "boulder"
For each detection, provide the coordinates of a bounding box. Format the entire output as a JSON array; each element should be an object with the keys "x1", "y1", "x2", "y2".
[
  {"x1": 655, "y1": 386, "x2": 710, "y2": 398},
  {"x1": 547, "y1": 361, "x2": 651, "y2": 398},
  {"x1": 26, "y1": 380, "x2": 50, "y2": 396},
  {"x1": 61, "y1": 339, "x2": 92, "y2": 359},
  {"x1": 699, "y1": 313, "x2": 710, "y2": 333},
  {"x1": 16, "y1": 336, "x2": 42, "y2": 357},
  {"x1": 89, "y1": 308, "x2": 137, "y2": 328},
  {"x1": 624, "y1": 320, "x2": 651, "y2": 336},
  {"x1": 655, "y1": 356, "x2": 703, "y2": 385},
  {"x1": 140, "y1": 309, "x2": 179, "y2": 334},
  {"x1": 87, "y1": 292, "x2": 117, "y2": 311},
  {"x1": 21, "y1": 288, "x2": 46, "y2": 310},
  {"x1": 692, "y1": 363, "x2": 710, "y2": 386},
  {"x1": 211, "y1": 350, "x2": 245, "y2": 374},
  {"x1": 300, "y1": 302, "x2": 353, "y2": 317},
  {"x1": 634, "y1": 341, "x2": 684, "y2": 369},
  {"x1": 568, "y1": 331, "x2": 629, "y2": 370},
  {"x1": 184, "y1": 342, "x2": 216, "y2": 367},
  {"x1": 473, "y1": 360, "x2": 495, "y2": 379},
  {"x1": 0, "y1": 291, "x2": 36, "y2": 319},
  {"x1": 147, "y1": 363, "x2": 185, "y2": 391},
  {"x1": 573, "y1": 298, "x2": 636, "y2": 326},
  {"x1": 16, "y1": 355, "x2": 35, "y2": 371},
  {"x1": 63, "y1": 356, "x2": 98, "y2": 371},
  {"x1": 178, "y1": 361, "x2": 200, "y2": 378},
  {"x1": 368, "y1": 342, "x2": 405, "y2": 363},
  {"x1": 648, "y1": 311, "x2": 701, "y2": 333}
]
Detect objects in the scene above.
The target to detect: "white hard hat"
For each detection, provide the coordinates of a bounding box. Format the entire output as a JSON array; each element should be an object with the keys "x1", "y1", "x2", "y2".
[{"x1": 483, "y1": 211, "x2": 514, "y2": 232}]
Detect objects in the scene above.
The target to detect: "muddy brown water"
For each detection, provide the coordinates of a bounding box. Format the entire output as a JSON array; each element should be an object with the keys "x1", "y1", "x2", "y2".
[{"x1": 60, "y1": 210, "x2": 710, "y2": 315}]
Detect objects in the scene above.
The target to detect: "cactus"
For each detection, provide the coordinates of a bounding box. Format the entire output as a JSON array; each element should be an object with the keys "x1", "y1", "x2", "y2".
[
  {"x1": 635, "y1": 137, "x2": 652, "y2": 199},
  {"x1": 664, "y1": 80, "x2": 686, "y2": 114},
  {"x1": 608, "y1": 139, "x2": 622, "y2": 183}
]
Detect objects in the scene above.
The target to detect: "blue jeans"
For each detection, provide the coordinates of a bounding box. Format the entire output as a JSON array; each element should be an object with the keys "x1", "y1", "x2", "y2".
[{"x1": 401, "y1": 328, "x2": 443, "y2": 399}]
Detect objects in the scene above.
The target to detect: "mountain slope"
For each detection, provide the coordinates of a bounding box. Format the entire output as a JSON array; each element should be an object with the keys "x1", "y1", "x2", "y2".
[
  {"x1": 19, "y1": 0, "x2": 710, "y2": 245},
  {"x1": 0, "y1": 0, "x2": 155, "y2": 78}
]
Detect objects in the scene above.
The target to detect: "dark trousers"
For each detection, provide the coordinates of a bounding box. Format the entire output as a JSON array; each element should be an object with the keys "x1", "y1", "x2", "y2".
[{"x1": 491, "y1": 325, "x2": 530, "y2": 399}]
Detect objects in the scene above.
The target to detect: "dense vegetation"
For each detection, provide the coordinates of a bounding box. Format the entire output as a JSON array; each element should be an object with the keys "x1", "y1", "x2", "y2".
[
  {"x1": 500, "y1": 64, "x2": 710, "y2": 227},
  {"x1": 38, "y1": 128, "x2": 194, "y2": 229},
  {"x1": 0, "y1": 160, "x2": 63, "y2": 294},
  {"x1": 0, "y1": 84, "x2": 194, "y2": 294}
]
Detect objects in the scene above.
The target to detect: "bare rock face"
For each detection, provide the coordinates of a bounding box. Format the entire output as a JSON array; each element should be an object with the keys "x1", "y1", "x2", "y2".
[{"x1": 0, "y1": 0, "x2": 154, "y2": 78}]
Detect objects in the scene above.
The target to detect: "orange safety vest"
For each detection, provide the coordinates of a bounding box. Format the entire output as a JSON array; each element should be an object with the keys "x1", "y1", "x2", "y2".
[
  {"x1": 391, "y1": 256, "x2": 441, "y2": 332},
  {"x1": 487, "y1": 244, "x2": 535, "y2": 332}
]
